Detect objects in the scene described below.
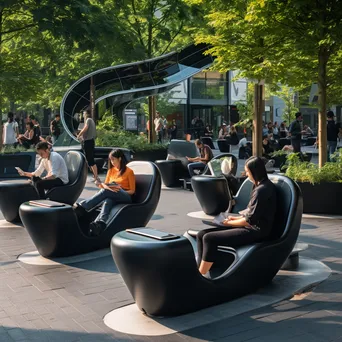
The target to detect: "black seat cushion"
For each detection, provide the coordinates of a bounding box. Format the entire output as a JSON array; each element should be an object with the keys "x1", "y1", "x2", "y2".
[
  {"x1": 132, "y1": 174, "x2": 153, "y2": 204},
  {"x1": 46, "y1": 151, "x2": 87, "y2": 205},
  {"x1": 64, "y1": 151, "x2": 84, "y2": 185},
  {"x1": 269, "y1": 178, "x2": 292, "y2": 240}
]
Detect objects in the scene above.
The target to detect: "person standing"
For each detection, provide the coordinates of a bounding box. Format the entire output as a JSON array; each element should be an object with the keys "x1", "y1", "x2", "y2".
[
  {"x1": 77, "y1": 110, "x2": 99, "y2": 181},
  {"x1": 17, "y1": 142, "x2": 69, "y2": 199},
  {"x1": 327, "y1": 111, "x2": 339, "y2": 161},
  {"x1": 169, "y1": 119, "x2": 177, "y2": 140},
  {"x1": 154, "y1": 111, "x2": 163, "y2": 143},
  {"x1": 50, "y1": 114, "x2": 61, "y2": 143},
  {"x1": 2, "y1": 112, "x2": 19, "y2": 146},
  {"x1": 288, "y1": 112, "x2": 305, "y2": 153}
]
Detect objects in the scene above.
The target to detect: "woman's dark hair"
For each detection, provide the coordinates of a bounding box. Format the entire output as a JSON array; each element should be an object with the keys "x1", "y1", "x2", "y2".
[
  {"x1": 108, "y1": 149, "x2": 128, "y2": 176},
  {"x1": 7, "y1": 112, "x2": 14, "y2": 122},
  {"x1": 245, "y1": 156, "x2": 268, "y2": 183},
  {"x1": 26, "y1": 122, "x2": 34, "y2": 129},
  {"x1": 36, "y1": 142, "x2": 49, "y2": 151}
]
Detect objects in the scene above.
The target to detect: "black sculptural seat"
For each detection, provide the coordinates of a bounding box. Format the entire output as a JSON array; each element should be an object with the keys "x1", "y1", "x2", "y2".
[
  {"x1": 191, "y1": 176, "x2": 231, "y2": 215},
  {"x1": 20, "y1": 161, "x2": 161, "y2": 258},
  {"x1": 0, "y1": 151, "x2": 87, "y2": 223},
  {"x1": 191, "y1": 153, "x2": 238, "y2": 215},
  {"x1": 200, "y1": 137, "x2": 215, "y2": 149},
  {"x1": 43, "y1": 151, "x2": 88, "y2": 204},
  {"x1": 154, "y1": 160, "x2": 183, "y2": 187},
  {"x1": 155, "y1": 140, "x2": 199, "y2": 187},
  {"x1": 0, "y1": 180, "x2": 39, "y2": 222},
  {"x1": 111, "y1": 174, "x2": 303, "y2": 317},
  {"x1": 217, "y1": 139, "x2": 231, "y2": 153}
]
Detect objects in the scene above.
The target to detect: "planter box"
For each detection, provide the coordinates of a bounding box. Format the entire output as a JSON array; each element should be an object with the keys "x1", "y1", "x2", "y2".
[
  {"x1": 0, "y1": 152, "x2": 36, "y2": 178},
  {"x1": 297, "y1": 181, "x2": 342, "y2": 215},
  {"x1": 132, "y1": 149, "x2": 167, "y2": 162}
]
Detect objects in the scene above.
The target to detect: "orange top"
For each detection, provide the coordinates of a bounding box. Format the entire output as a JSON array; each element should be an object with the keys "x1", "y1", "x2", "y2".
[{"x1": 105, "y1": 166, "x2": 136, "y2": 193}]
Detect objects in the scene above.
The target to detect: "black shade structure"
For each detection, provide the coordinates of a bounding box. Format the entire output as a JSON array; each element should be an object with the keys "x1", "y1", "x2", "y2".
[{"x1": 58, "y1": 44, "x2": 213, "y2": 146}]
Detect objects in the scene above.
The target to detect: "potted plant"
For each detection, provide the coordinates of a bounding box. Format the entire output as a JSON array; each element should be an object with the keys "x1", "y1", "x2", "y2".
[
  {"x1": 271, "y1": 150, "x2": 313, "y2": 169},
  {"x1": 0, "y1": 145, "x2": 36, "y2": 178},
  {"x1": 285, "y1": 152, "x2": 342, "y2": 215}
]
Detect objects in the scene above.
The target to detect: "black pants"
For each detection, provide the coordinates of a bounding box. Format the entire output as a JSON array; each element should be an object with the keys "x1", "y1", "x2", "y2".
[
  {"x1": 196, "y1": 227, "x2": 262, "y2": 264},
  {"x1": 291, "y1": 139, "x2": 301, "y2": 153},
  {"x1": 82, "y1": 139, "x2": 95, "y2": 166},
  {"x1": 32, "y1": 177, "x2": 64, "y2": 199},
  {"x1": 157, "y1": 131, "x2": 162, "y2": 143}
]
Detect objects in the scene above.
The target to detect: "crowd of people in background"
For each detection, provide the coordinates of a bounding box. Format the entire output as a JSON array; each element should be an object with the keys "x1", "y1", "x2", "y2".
[
  {"x1": 146, "y1": 111, "x2": 178, "y2": 142},
  {"x1": 2, "y1": 112, "x2": 62, "y2": 149}
]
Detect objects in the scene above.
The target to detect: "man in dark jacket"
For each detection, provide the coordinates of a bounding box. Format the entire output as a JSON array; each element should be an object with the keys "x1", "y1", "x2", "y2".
[
  {"x1": 289, "y1": 112, "x2": 305, "y2": 153},
  {"x1": 327, "y1": 111, "x2": 339, "y2": 161}
]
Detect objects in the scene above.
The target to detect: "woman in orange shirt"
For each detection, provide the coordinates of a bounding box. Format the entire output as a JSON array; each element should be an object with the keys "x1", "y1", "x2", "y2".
[{"x1": 75, "y1": 149, "x2": 135, "y2": 236}]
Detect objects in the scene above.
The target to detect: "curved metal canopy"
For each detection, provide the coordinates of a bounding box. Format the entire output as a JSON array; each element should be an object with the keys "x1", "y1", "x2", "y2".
[{"x1": 58, "y1": 43, "x2": 213, "y2": 146}]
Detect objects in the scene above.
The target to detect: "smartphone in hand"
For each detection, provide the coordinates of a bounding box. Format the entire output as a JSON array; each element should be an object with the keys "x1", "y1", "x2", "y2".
[{"x1": 15, "y1": 167, "x2": 24, "y2": 176}]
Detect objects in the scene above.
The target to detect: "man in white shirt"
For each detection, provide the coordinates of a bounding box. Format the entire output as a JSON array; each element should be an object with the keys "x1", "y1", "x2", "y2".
[{"x1": 18, "y1": 142, "x2": 69, "y2": 198}]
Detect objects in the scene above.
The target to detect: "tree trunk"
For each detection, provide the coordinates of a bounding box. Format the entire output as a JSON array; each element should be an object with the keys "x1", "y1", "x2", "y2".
[
  {"x1": 0, "y1": 9, "x2": 3, "y2": 149},
  {"x1": 148, "y1": 96, "x2": 156, "y2": 143},
  {"x1": 317, "y1": 47, "x2": 329, "y2": 168},
  {"x1": 253, "y1": 83, "x2": 264, "y2": 157}
]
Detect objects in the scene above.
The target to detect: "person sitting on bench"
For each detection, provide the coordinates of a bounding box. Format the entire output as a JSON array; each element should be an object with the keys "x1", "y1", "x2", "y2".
[
  {"x1": 18, "y1": 142, "x2": 69, "y2": 198},
  {"x1": 75, "y1": 149, "x2": 136, "y2": 236},
  {"x1": 186, "y1": 139, "x2": 214, "y2": 177},
  {"x1": 197, "y1": 156, "x2": 277, "y2": 276}
]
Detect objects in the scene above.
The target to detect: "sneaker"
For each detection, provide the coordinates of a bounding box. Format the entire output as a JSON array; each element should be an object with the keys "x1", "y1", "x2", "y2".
[{"x1": 89, "y1": 220, "x2": 107, "y2": 237}]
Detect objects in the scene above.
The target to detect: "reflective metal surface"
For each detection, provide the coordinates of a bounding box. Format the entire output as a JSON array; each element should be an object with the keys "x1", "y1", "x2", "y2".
[{"x1": 58, "y1": 44, "x2": 212, "y2": 145}]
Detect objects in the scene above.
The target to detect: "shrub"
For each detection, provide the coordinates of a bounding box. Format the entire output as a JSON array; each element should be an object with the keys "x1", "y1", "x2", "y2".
[
  {"x1": 285, "y1": 152, "x2": 342, "y2": 184},
  {"x1": 0, "y1": 145, "x2": 35, "y2": 154},
  {"x1": 95, "y1": 129, "x2": 167, "y2": 152}
]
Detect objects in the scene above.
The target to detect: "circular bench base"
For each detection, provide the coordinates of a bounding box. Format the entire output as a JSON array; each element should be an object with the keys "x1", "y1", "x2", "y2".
[{"x1": 104, "y1": 257, "x2": 330, "y2": 335}]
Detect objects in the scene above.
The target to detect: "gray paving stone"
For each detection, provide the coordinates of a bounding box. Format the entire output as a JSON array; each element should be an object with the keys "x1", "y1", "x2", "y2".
[{"x1": 0, "y1": 176, "x2": 341, "y2": 341}]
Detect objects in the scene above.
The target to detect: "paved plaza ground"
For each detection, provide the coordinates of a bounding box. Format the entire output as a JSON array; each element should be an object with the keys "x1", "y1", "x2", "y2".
[{"x1": 1, "y1": 150, "x2": 342, "y2": 341}]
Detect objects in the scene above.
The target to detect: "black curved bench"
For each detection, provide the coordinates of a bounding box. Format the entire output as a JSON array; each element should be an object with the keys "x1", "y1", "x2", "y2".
[
  {"x1": 191, "y1": 153, "x2": 238, "y2": 215},
  {"x1": 191, "y1": 176, "x2": 232, "y2": 215},
  {"x1": 155, "y1": 140, "x2": 199, "y2": 187},
  {"x1": 111, "y1": 175, "x2": 303, "y2": 316},
  {"x1": 0, "y1": 151, "x2": 87, "y2": 223},
  {"x1": 20, "y1": 161, "x2": 161, "y2": 257},
  {"x1": 202, "y1": 153, "x2": 238, "y2": 176},
  {"x1": 200, "y1": 137, "x2": 215, "y2": 149},
  {"x1": 217, "y1": 139, "x2": 231, "y2": 152}
]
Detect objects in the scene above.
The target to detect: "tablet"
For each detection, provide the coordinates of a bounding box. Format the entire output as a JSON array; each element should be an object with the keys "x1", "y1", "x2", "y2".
[
  {"x1": 126, "y1": 228, "x2": 179, "y2": 241},
  {"x1": 29, "y1": 200, "x2": 66, "y2": 208}
]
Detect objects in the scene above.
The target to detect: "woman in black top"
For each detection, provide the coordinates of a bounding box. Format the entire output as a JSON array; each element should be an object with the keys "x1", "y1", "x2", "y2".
[{"x1": 197, "y1": 156, "x2": 277, "y2": 275}]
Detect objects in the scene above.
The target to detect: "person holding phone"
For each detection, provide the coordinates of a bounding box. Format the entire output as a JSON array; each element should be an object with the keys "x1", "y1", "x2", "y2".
[
  {"x1": 186, "y1": 139, "x2": 214, "y2": 177},
  {"x1": 197, "y1": 157, "x2": 277, "y2": 276},
  {"x1": 17, "y1": 142, "x2": 69, "y2": 198},
  {"x1": 17, "y1": 122, "x2": 35, "y2": 149},
  {"x1": 74, "y1": 149, "x2": 135, "y2": 236}
]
